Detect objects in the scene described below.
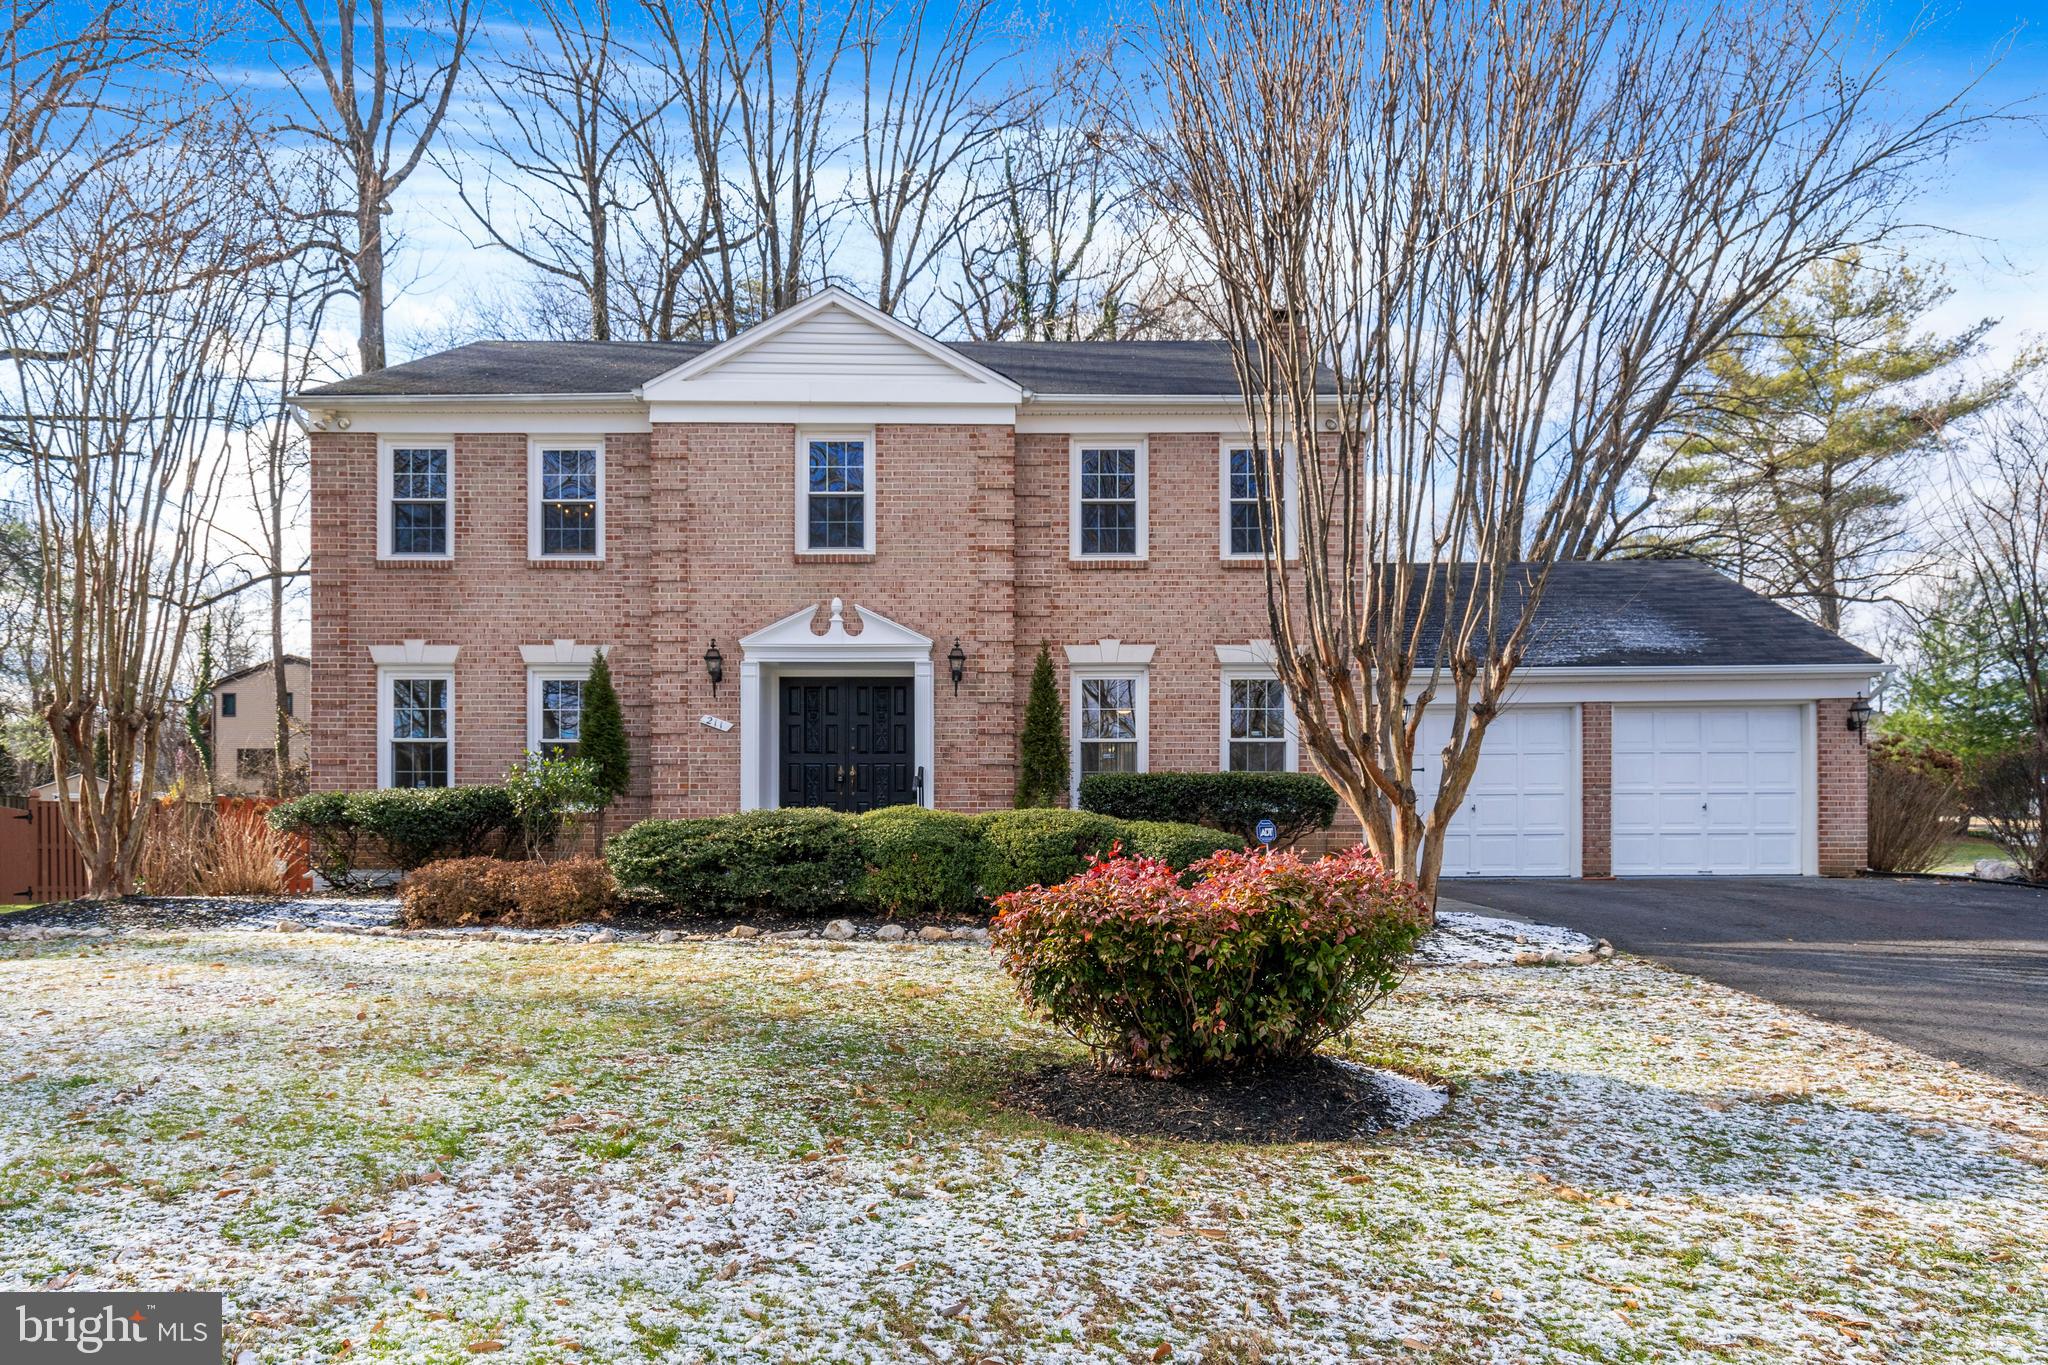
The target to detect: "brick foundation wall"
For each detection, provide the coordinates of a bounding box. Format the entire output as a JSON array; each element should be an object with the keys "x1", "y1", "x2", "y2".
[
  {"x1": 1580, "y1": 702, "x2": 1612, "y2": 878},
  {"x1": 1816, "y1": 697, "x2": 1869, "y2": 876}
]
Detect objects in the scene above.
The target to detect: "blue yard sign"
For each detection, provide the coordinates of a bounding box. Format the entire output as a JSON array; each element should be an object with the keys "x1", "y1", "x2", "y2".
[{"x1": 1254, "y1": 817, "x2": 1279, "y2": 845}]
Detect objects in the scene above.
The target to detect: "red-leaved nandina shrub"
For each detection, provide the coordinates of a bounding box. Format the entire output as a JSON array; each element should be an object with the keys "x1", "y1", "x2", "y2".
[{"x1": 989, "y1": 845, "x2": 1432, "y2": 1076}]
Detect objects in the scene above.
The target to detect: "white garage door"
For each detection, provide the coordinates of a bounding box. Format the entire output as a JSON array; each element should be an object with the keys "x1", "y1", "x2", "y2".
[
  {"x1": 1417, "y1": 706, "x2": 1574, "y2": 877},
  {"x1": 1611, "y1": 706, "x2": 1804, "y2": 876}
]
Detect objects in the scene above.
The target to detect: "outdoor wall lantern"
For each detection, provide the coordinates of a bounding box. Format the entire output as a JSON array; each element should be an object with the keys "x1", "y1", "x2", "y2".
[
  {"x1": 948, "y1": 639, "x2": 967, "y2": 695},
  {"x1": 704, "y1": 641, "x2": 724, "y2": 697},
  {"x1": 1846, "y1": 694, "x2": 1872, "y2": 734}
]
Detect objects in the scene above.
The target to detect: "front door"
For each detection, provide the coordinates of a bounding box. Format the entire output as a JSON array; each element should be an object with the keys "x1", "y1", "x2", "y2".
[{"x1": 778, "y1": 677, "x2": 918, "y2": 812}]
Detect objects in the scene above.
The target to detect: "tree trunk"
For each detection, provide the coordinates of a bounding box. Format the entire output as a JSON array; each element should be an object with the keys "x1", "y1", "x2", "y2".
[
  {"x1": 270, "y1": 565, "x2": 290, "y2": 797},
  {"x1": 355, "y1": 190, "x2": 386, "y2": 372}
]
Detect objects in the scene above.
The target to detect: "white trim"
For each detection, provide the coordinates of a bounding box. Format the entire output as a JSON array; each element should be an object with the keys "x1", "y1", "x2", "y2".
[
  {"x1": 1019, "y1": 408, "x2": 1252, "y2": 436},
  {"x1": 368, "y1": 640, "x2": 460, "y2": 667},
  {"x1": 1069, "y1": 666, "x2": 1150, "y2": 801},
  {"x1": 736, "y1": 599, "x2": 936, "y2": 811},
  {"x1": 527, "y1": 437, "x2": 606, "y2": 562},
  {"x1": 299, "y1": 400, "x2": 650, "y2": 436},
  {"x1": 376, "y1": 437, "x2": 454, "y2": 562},
  {"x1": 1064, "y1": 638, "x2": 1156, "y2": 667},
  {"x1": 1214, "y1": 640, "x2": 1279, "y2": 668},
  {"x1": 1218, "y1": 439, "x2": 1299, "y2": 561},
  {"x1": 375, "y1": 665, "x2": 455, "y2": 789},
  {"x1": 1068, "y1": 437, "x2": 1149, "y2": 561},
  {"x1": 1218, "y1": 668, "x2": 1299, "y2": 774},
  {"x1": 518, "y1": 640, "x2": 605, "y2": 667},
  {"x1": 795, "y1": 428, "x2": 875, "y2": 556},
  {"x1": 1801, "y1": 700, "x2": 1820, "y2": 876},
  {"x1": 1490, "y1": 666, "x2": 1887, "y2": 706},
  {"x1": 644, "y1": 287, "x2": 1026, "y2": 397},
  {"x1": 649, "y1": 401, "x2": 1017, "y2": 427}
]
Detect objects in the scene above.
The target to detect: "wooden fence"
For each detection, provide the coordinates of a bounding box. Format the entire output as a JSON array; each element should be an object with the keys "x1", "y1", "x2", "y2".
[{"x1": 4, "y1": 796, "x2": 310, "y2": 905}]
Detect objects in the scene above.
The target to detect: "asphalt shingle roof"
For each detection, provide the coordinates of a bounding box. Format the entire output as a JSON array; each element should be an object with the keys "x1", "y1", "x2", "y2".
[
  {"x1": 1413, "y1": 561, "x2": 1880, "y2": 669},
  {"x1": 299, "y1": 338, "x2": 1333, "y2": 399}
]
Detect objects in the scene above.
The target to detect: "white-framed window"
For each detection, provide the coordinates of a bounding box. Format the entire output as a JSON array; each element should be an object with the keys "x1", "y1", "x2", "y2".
[
  {"x1": 1219, "y1": 441, "x2": 1298, "y2": 560},
  {"x1": 795, "y1": 429, "x2": 874, "y2": 554},
  {"x1": 529, "y1": 439, "x2": 604, "y2": 560},
  {"x1": 526, "y1": 667, "x2": 585, "y2": 760},
  {"x1": 378, "y1": 439, "x2": 453, "y2": 560},
  {"x1": 378, "y1": 670, "x2": 453, "y2": 788},
  {"x1": 1069, "y1": 439, "x2": 1147, "y2": 560},
  {"x1": 1070, "y1": 669, "x2": 1149, "y2": 797},
  {"x1": 1221, "y1": 672, "x2": 1297, "y2": 772}
]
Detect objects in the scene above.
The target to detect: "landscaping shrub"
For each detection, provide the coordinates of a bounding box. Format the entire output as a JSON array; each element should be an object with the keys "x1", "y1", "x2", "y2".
[
  {"x1": 990, "y1": 846, "x2": 1431, "y2": 1076},
  {"x1": 607, "y1": 808, "x2": 863, "y2": 913},
  {"x1": 853, "y1": 806, "x2": 984, "y2": 916},
  {"x1": 347, "y1": 785, "x2": 519, "y2": 870},
  {"x1": 1117, "y1": 819, "x2": 1245, "y2": 872},
  {"x1": 975, "y1": 808, "x2": 1126, "y2": 897},
  {"x1": 1866, "y1": 735, "x2": 1963, "y2": 873},
  {"x1": 505, "y1": 753, "x2": 604, "y2": 857},
  {"x1": 398, "y1": 855, "x2": 617, "y2": 928},
  {"x1": 142, "y1": 801, "x2": 286, "y2": 896},
  {"x1": 268, "y1": 790, "x2": 367, "y2": 890},
  {"x1": 1078, "y1": 771, "x2": 1339, "y2": 846}
]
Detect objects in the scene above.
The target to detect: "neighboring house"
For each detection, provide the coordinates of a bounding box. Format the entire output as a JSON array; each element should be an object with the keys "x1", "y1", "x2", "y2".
[
  {"x1": 210, "y1": 656, "x2": 311, "y2": 794},
  {"x1": 292, "y1": 288, "x2": 1884, "y2": 877}
]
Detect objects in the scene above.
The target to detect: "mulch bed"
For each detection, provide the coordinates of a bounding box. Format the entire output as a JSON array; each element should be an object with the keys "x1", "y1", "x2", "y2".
[{"x1": 1002, "y1": 1057, "x2": 1414, "y2": 1144}]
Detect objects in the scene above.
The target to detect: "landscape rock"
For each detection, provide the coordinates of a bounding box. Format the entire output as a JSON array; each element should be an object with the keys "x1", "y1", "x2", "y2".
[
  {"x1": 274, "y1": 920, "x2": 306, "y2": 933},
  {"x1": 653, "y1": 930, "x2": 681, "y2": 944},
  {"x1": 917, "y1": 926, "x2": 952, "y2": 942},
  {"x1": 726, "y1": 924, "x2": 760, "y2": 940},
  {"x1": 1566, "y1": 951, "x2": 1598, "y2": 966},
  {"x1": 875, "y1": 924, "x2": 907, "y2": 942},
  {"x1": 1973, "y1": 858, "x2": 2023, "y2": 883},
  {"x1": 586, "y1": 929, "x2": 617, "y2": 943},
  {"x1": 822, "y1": 919, "x2": 856, "y2": 941}
]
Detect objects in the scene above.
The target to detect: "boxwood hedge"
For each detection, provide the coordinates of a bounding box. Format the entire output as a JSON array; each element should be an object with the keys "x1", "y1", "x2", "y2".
[{"x1": 1077, "y1": 770, "x2": 1339, "y2": 846}]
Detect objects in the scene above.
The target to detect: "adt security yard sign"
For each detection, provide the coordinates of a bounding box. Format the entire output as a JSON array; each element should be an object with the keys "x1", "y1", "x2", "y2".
[{"x1": 1254, "y1": 817, "x2": 1279, "y2": 845}]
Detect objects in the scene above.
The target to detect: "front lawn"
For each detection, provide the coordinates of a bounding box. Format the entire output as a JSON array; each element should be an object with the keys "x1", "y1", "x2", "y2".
[
  {"x1": 1933, "y1": 835, "x2": 2012, "y2": 875},
  {"x1": 2, "y1": 932, "x2": 2044, "y2": 1362}
]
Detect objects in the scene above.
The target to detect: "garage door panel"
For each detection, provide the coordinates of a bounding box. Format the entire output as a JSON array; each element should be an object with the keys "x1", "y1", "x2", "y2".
[
  {"x1": 1613, "y1": 705, "x2": 1807, "y2": 876},
  {"x1": 1423, "y1": 706, "x2": 1577, "y2": 877},
  {"x1": 1613, "y1": 710, "x2": 1656, "y2": 749}
]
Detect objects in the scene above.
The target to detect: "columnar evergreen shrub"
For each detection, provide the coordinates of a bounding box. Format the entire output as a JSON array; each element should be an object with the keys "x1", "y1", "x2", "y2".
[
  {"x1": 606, "y1": 808, "x2": 863, "y2": 914},
  {"x1": 1016, "y1": 643, "x2": 1068, "y2": 807},
  {"x1": 976, "y1": 808, "x2": 1125, "y2": 897},
  {"x1": 990, "y1": 846, "x2": 1431, "y2": 1075},
  {"x1": 1078, "y1": 771, "x2": 1339, "y2": 846},
  {"x1": 852, "y1": 806, "x2": 983, "y2": 916},
  {"x1": 579, "y1": 650, "x2": 631, "y2": 839}
]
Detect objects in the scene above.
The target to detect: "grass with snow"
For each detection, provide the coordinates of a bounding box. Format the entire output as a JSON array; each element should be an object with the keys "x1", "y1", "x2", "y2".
[{"x1": 2, "y1": 929, "x2": 2044, "y2": 1363}]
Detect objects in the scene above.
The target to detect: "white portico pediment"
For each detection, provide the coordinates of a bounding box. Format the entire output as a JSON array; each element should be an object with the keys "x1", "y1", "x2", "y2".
[
  {"x1": 640, "y1": 287, "x2": 1022, "y2": 420},
  {"x1": 739, "y1": 598, "x2": 933, "y2": 663}
]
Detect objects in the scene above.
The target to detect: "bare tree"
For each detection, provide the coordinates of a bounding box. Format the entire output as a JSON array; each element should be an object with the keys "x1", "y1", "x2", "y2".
[
  {"x1": 259, "y1": 0, "x2": 480, "y2": 371},
  {"x1": 2, "y1": 114, "x2": 275, "y2": 894},
  {"x1": 1151, "y1": 0, "x2": 1989, "y2": 893},
  {"x1": 1945, "y1": 393, "x2": 2048, "y2": 879}
]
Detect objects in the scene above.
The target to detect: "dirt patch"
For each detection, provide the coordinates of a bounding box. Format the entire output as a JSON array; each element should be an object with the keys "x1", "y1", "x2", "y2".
[{"x1": 1002, "y1": 1057, "x2": 1443, "y2": 1144}]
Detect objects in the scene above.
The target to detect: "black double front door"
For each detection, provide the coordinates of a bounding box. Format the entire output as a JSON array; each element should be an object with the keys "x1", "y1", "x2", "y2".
[{"x1": 778, "y1": 677, "x2": 918, "y2": 812}]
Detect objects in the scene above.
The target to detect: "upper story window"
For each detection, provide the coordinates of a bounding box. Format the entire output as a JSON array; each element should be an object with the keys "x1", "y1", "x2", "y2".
[
  {"x1": 1070, "y1": 441, "x2": 1147, "y2": 560},
  {"x1": 797, "y1": 431, "x2": 872, "y2": 554},
  {"x1": 1225, "y1": 675, "x2": 1292, "y2": 771},
  {"x1": 1221, "y1": 444, "x2": 1295, "y2": 560},
  {"x1": 530, "y1": 441, "x2": 604, "y2": 560},
  {"x1": 384, "y1": 443, "x2": 452, "y2": 559},
  {"x1": 219, "y1": 691, "x2": 236, "y2": 718},
  {"x1": 385, "y1": 674, "x2": 451, "y2": 788}
]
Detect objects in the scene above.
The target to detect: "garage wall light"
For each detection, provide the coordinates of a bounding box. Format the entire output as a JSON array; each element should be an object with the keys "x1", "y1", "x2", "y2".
[{"x1": 1846, "y1": 694, "x2": 1872, "y2": 735}]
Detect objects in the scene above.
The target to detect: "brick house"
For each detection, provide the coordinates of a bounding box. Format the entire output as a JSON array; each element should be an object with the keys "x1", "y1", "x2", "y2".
[{"x1": 295, "y1": 288, "x2": 1884, "y2": 877}]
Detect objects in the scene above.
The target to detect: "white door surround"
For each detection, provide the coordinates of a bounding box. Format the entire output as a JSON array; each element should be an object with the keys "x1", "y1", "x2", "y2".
[
  {"x1": 1610, "y1": 704, "x2": 1810, "y2": 876},
  {"x1": 1417, "y1": 705, "x2": 1578, "y2": 878},
  {"x1": 736, "y1": 599, "x2": 936, "y2": 810}
]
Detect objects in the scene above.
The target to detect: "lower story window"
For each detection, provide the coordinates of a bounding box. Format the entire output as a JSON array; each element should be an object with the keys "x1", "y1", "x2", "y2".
[
  {"x1": 1076, "y1": 675, "x2": 1143, "y2": 781},
  {"x1": 388, "y1": 675, "x2": 450, "y2": 788},
  {"x1": 536, "y1": 676, "x2": 582, "y2": 760},
  {"x1": 1227, "y1": 676, "x2": 1289, "y2": 771}
]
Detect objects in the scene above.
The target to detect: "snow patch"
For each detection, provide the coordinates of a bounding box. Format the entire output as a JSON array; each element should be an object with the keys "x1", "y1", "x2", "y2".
[{"x1": 1411, "y1": 909, "x2": 1598, "y2": 966}]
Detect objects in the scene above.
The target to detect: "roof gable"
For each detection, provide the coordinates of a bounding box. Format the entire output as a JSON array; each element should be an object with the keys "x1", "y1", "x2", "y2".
[{"x1": 643, "y1": 288, "x2": 1023, "y2": 407}]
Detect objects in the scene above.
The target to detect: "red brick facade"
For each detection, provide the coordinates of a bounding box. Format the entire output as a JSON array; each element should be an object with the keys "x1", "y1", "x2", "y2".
[
  {"x1": 1816, "y1": 697, "x2": 1870, "y2": 876},
  {"x1": 1580, "y1": 703, "x2": 1613, "y2": 878}
]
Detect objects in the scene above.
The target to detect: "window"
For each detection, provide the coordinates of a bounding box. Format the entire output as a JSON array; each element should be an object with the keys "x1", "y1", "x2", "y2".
[
  {"x1": 1072, "y1": 673, "x2": 1148, "y2": 796},
  {"x1": 530, "y1": 441, "x2": 603, "y2": 559},
  {"x1": 797, "y1": 431, "x2": 871, "y2": 553},
  {"x1": 236, "y1": 747, "x2": 276, "y2": 780},
  {"x1": 284, "y1": 691, "x2": 294, "y2": 716},
  {"x1": 384, "y1": 443, "x2": 451, "y2": 558},
  {"x1": 531, "y1": 675, "x2": 583, "y2": 760},
  {"x1": 1070, "y1": 441, "x2": 1147, "y2": 559},
  {"x1": 386, "y1": 675, "x2": 451, "y2": 788},
  {"x1": 1226, "y1": 676, "x2": 1291, "y2": 771},
  {"x1": 219, "y1": 691, "x2": 236, "y2": 718},
  {"x1": 1220, "y1": 444, "x2": 1295, "y2": 559}
]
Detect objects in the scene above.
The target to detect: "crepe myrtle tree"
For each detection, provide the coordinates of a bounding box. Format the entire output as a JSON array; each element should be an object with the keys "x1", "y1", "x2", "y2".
[{"x1": 1149, "y1": 0, "x2": 1992, "y2": 894}]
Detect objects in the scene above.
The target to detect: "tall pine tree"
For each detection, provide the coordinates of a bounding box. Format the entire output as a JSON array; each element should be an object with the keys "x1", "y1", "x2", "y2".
[
  {"x1": 1016, "y1": 642, "x2": 1068, "y2": 807},
  {"x1": 579, "y1": 650, "x2": 630, "y2": 842}
]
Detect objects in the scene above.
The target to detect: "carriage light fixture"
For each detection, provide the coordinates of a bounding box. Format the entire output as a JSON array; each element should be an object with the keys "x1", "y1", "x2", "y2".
[
  {"x1": 948, "y1": 639, "x2": 966, "y2": 695},
  {"x1": 1846, "y1": 694, "x2": 1872, "y2": 734},
  {"x1": 704, "y1": 641, "x2": 724, "y2": 697}
]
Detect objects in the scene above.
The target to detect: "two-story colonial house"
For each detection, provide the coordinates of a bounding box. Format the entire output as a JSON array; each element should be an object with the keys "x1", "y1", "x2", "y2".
[{"x1": 296, "y1": 287, "x2": 1884, "y2": 877}]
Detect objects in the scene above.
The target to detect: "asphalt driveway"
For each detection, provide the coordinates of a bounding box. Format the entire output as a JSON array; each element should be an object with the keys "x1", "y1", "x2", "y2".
[{"x1": 1441, "y1": 875, "x2": 2048, "y2": 1095}]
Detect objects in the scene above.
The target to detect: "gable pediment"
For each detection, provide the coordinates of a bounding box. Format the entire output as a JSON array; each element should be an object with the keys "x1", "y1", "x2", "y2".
[{"x1": 641, "y1": 288, "x2": 1022, "y2": 409}]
